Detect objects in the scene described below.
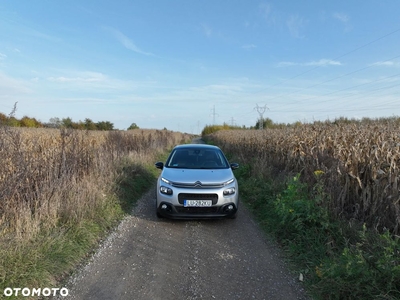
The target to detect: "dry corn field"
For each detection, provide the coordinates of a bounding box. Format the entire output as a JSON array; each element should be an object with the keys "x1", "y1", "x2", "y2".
[
  {"x1": 0, "y1": 126, "x2": 191, "y2": 240},
  {"x1": 207, "y1": 121, "x2": 400, "y2": 235}
]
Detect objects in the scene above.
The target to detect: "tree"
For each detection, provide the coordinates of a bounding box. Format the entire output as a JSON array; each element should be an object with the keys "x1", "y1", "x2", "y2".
[
  {"x1": 127, "y1": 122, "x2": 139, "y2": 130},
  {"x1": 96, "y1": 121, "x2": 114, "y2": 131},
  {"x1": 48, "y1": 117, "x2": 62, "y2": 128},
  {"x1": 62, "y1": 117, "x2": 74, "y2": 128},
  {"x1": 253, "y1": 118, "x2": 289, "y2": 129},
  {"x1": 0, "y1": 112, "x2": 7, "y2": 125},
  {"x1": 20, "y1": 116, "x2": 41, "y2": 128},
  {"x1": 255, "y1": 117, "x2": 274, "y2": 129},
  {"x1": 73, "y1": 121, "x2": 85, "y2": 130},
  {"x1": 84, "y1": 118, "x2": 97, "y2": 130},
  {"x1": 8, "y1": 117, "x2": 20, "y2": 127}
]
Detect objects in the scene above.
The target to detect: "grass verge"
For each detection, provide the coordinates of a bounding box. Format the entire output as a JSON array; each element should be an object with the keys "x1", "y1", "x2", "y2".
[
  {"x1": 0, "y1": 157, "x2": 159, "y2": 299},
  {"x1": 234, "y1": 162, "x2": 400, "y2": 300}
]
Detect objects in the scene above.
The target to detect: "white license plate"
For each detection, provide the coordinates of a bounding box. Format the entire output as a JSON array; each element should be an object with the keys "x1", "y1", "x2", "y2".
[{"x1": 184, "y1": 200, "x2": 212, "y2": 207}]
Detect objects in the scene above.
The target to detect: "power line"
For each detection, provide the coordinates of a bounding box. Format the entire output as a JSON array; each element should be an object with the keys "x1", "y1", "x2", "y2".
[
  {"x1": 249, "y1": 27, "x2": 400, "y2": 95},
  {"x1": 230, "y1": 54, "x2": 400, "y2": 123},
  {"x1": 206, "y1": 27, "x2": 400, "y2": 126},
  {"x1": 291, "y1": 72, "x2": 400, "y2": 106},
  {"x1": 263, "y1": 53, "x2": 400, "y2": 107},
  {"x1": 224, "y1": 28, "x2": 400, "y2": 109}
]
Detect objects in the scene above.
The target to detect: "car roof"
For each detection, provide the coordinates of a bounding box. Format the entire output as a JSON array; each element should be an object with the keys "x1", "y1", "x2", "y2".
[{"x1": 173, "y1": 144, "x2": 220, "y2": 150}]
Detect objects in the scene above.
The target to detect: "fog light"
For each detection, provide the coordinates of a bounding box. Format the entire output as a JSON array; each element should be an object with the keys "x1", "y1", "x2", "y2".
[
  {"x1": 222, "y1": 204, "x2": 235, "y2": 213},
  {"x1": 161, "y1": 204, "x2": 168, "y2": 210}
]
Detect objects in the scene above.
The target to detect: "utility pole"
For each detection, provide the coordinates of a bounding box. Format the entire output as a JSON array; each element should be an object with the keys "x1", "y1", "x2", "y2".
[
  {"x1": 254, "y1": 104, "x2": 268, "y2": 130},
  {"x1": 229, "y1": 117, "x2": 236, "y2": 127}
]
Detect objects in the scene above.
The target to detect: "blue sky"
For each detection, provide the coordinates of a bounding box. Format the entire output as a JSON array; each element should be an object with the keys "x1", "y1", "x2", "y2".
[{"x1": 0, "y1": 1, "x2": 399, "y2": 133}]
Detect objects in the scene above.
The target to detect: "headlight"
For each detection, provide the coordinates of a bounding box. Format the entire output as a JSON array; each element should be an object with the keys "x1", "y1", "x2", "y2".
[
  {"x1": 223, "y1": 187, "x2": 235, "y2": 195},
  {"x1": 160, "y1": 186, "x2": 173, "y2": 195}
]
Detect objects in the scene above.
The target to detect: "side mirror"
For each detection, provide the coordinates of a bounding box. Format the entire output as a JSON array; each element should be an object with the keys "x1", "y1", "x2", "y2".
[
  {"x1": 230, "y1": 163, "x2": 239, "y2": 170},
  {"x1": 155, "y1": 162, "x2": 164, "y2": 169}
]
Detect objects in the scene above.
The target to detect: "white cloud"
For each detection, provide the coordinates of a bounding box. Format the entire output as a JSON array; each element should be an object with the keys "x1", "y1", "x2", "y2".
[
  {"x1": 305, "y1": 59, "x2": 342, "y2": 66},
  {"x1": 43, "y1": 70, "x2": 160, "y2": 94},
  {"x1": 333, "y1": 12, "x2": 349, "y2": 23},
  {"x1": 277, "y1": 59, "x2": 342, "y2": 67},
  {"x1": 333, "y1": 12, "x2": 352, "y2": 31},
  {"x1": 259, "y1": 3, "x2": 272, "y2": 20},
  {"x1": 199, "y1": 23, "x2": 227, "y2": 41},
  {"x1": 47, "y1": 72, "x2": 107, "y2": 83},
  {"x1": 287, "y1": 14, "x2": 306, "y2": 38},
  {"x1": 0, "y1": 72, "x2": 32, "y2": 94},
  {"x1": 104, "y1": 27, "x2": 154, "y2": 56},
  {"x1": 259, "y1": 2, "x2": 278, "y2": 26},
  {"x1": 372, "y1": 61, "x2": 400, "y2": 67},
  {"x1": 203, "y1": 84, "x2": 244, "y2": 93},
  {"x1": 0, "y1": 53, "x2": 7, "y2": 60},
  {"x1": 242, "y1": 44, "x2": 256, "y2": 50}
]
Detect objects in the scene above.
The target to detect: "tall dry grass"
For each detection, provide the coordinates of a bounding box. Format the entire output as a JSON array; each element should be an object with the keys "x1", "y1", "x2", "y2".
[
  {"x1": 0, "y1": 126, "x2": 191, "y2": 241},
  {"x1": 206, "y1": 120, "x2": 400, "y2": 235}
]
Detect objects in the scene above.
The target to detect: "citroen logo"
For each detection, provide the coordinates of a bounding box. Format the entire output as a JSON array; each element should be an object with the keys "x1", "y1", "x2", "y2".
[{"x1": 194, "y1": 181, "x2": 202, "y2": 187}]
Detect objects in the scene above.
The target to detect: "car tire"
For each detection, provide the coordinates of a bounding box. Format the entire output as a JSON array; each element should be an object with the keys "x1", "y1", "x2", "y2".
[{"x1": 155, "y1": 196, "x2": 163, "y2": 218}]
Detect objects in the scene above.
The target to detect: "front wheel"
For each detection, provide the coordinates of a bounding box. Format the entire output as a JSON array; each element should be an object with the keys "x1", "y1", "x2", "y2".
[{"x1": 155, "y1": 196, "x2": 163, "y2": 218}]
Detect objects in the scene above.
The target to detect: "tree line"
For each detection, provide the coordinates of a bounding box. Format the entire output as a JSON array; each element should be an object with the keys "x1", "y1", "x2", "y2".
[
  {"x1": 0, "y1": 113, "x2": 116, "y2": 131},
  {"x1": 0, "y1": 103, "x2": 140, "y2": 130},
  {"x1": 202, "y1": 116, "x2": 400, "y2": 135}
]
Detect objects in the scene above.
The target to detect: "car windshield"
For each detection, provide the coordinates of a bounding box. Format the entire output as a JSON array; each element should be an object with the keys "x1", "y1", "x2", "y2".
[{"x1": 165, "y1": 148, "x2": 229, "y2": 169}]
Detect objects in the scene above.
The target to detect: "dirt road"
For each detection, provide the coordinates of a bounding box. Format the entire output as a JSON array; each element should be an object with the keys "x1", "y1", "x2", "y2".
[{"x1": 61, "y1": 188, "x2": 308, "y2": 300}]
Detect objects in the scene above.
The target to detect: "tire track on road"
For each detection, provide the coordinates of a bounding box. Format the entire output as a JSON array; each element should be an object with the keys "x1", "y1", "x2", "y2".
[{"x1": 58, "y1": 180, "x2": 308, "y2": 300}]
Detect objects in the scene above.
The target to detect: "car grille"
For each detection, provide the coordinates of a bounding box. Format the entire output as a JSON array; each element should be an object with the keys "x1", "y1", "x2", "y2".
[
  {"x1": 171, "y1": 182, "x2": 224, "y2": 189},
  {"x1": 175, "y1": 206, "x2": 220, "y2": 214},
  {"x1": 178, "y1": 193, "x2": 218, "y2": 205}
]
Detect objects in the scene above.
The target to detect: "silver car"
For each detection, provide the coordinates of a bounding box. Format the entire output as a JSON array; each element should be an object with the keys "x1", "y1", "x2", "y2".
[{"x1": 155, "y1": 144, "x2": 239, "y2": 219}]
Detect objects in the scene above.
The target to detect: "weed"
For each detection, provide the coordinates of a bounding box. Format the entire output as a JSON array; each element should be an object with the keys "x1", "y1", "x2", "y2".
[
  {"x1": 0, "y1": 127, "x2": 193, "y2": 297},
  {"x1": 235, "y1": 162, "x2": 400, "y2": 299}
]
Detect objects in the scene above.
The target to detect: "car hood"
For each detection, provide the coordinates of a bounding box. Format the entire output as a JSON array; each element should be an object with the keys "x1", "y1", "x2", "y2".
[{"x1": 161, "y1": 168, "x2": 234, "y2": 185}]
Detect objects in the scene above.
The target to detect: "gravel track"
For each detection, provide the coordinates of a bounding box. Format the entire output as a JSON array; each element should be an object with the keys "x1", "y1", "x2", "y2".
[
  {"x1": 60, "y1": 138, "x2": 309, "y2": 300},
  {"x1": 60, "y1": 189, "x2": 308, "y2": 300}
]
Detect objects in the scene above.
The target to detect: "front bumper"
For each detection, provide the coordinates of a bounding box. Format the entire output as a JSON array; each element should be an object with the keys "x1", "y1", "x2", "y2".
[
  {"x1": 157, "y1": 201, "x2": 238, "y2": 219},
  {"x1": 156, "y1": 181, "x2": 239, "y2": 219}
]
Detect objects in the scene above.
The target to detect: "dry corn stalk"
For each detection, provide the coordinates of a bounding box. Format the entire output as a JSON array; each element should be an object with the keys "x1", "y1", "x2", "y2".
[
  {"x1": 0, "y1": 126, "x2": 192, "y2": 240},
  {"x1": 207, "y1": 120, "x2": 400, "y2": 234}
]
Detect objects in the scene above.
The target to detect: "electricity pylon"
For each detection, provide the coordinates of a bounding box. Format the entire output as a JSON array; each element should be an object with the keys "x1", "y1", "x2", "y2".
[{"x1": 254, "y1": 104, "x2": 268, "y2": 130}]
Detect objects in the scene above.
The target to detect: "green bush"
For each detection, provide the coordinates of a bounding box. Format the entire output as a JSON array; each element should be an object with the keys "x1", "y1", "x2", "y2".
[
  {"x1": 201, "y1": 124, "x2": 242, "y2": 136},
  {"x1": 236, "y1": 164, "x2": 400, "y2": 300}
]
